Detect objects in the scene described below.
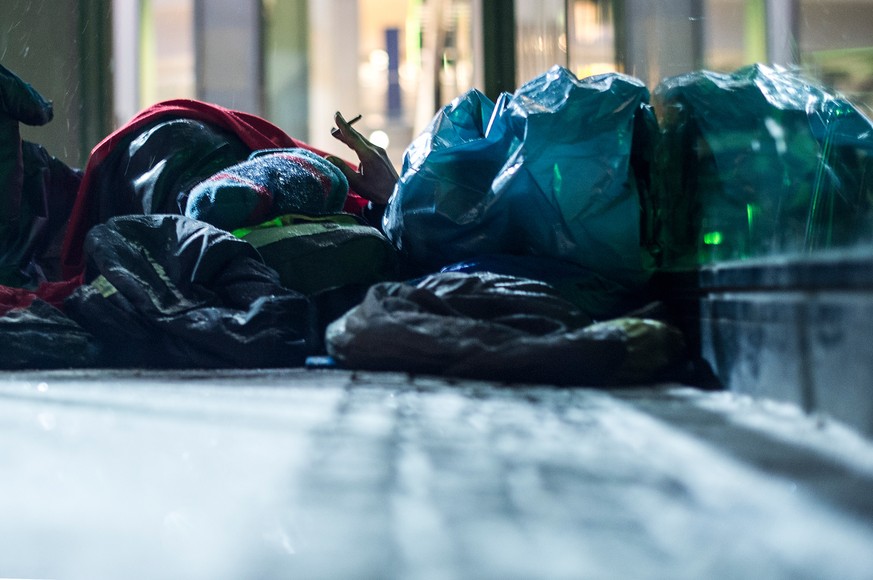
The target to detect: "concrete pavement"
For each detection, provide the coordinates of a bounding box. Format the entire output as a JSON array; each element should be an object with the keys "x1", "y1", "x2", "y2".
[{"x1": 1, "y1": 369, "x2": 872, "y2": 579}]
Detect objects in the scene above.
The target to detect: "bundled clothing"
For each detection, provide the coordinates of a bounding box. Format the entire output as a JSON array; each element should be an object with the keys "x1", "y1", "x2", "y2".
[
  {"x1": 186, "y1": 148, "x2": 350, "y2": 231},
  {"x1": 64, "y1": 215, "x2": 311, "y2": 368},
  {"x1": 0, "y1": 64, "x2": 369, "y2": 314},
  {"x1": 61, "y1": 98, "x2": 368, "y2": 280}
]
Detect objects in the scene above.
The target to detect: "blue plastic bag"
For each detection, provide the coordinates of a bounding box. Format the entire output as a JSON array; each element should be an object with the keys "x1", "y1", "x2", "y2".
[{"x1": 383, "y1": 65, "x2": 656, "y2": 287}]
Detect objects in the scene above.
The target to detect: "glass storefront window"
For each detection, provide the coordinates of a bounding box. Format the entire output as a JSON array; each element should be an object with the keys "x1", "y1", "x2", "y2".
[
  {"x1": 263, "y1": 0, "x2": 310, "y2": 141},
  {"x1": 139, "y1": 0, "x2": 196, "y2": 106},
  {"x1": 356, "y1": 0, "x2": 422, "y2": 163},
  {"x1": 703, "y1": 0, "x2": 873, "y2": 113},
  {"x1": 270, "y1": 0, "x2": 478, "y2": 166},
  {"x1": 6, "y1": 0, "x2": 873, "y2": 267},
  {"x1": 568, "y1": 0, "x2": 616, "y2": 79},
  {"x1": 515, "y1": 0, "x2": 567, "y2": 84},
  {"x1": 798, "y1": 0, "x2": 873, "y2": 113}
]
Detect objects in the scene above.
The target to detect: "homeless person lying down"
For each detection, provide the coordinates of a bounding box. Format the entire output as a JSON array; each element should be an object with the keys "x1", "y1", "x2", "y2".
[
  {"x1": 0, "y1": 63, "x2": 397, "y2": 287},
  {"x1": 0, "y1": 63, "x2": 688, "y2": 385}
]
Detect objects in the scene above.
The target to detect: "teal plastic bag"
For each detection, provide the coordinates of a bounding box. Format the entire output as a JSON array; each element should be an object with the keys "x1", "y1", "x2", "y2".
[{"x1": 384, "y1": 65, "x2": 656, "y2": 287}]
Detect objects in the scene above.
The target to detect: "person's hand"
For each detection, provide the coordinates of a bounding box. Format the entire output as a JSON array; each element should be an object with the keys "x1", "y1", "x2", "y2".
[{"x1": 327, "y1": 112, "x2": 398, "y2": 206}]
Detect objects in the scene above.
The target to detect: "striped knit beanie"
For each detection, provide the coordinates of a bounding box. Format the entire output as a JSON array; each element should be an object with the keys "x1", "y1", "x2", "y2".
[{"x1": 185, "y1": 148, "x2": 349, "y2": 231}]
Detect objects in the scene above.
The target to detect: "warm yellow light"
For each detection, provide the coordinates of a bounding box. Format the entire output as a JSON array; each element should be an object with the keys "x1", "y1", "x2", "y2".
[{"x1": 576, "y1": 63, "x2": 618, "y2": 78}]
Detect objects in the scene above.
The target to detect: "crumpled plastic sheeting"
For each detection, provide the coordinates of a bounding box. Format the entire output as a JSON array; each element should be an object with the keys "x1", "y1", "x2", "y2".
[
  {"x1": 440, "y1": 253, "x2": 651, "y2": 321},
  {"x1": 64, "y1": 215, "x2": 311, "y2": 368},
  {"x1": 383, "y1": 66, "x2": 656, "y2": 287},
  {"x1": 325, "y1": 272, "x2": 685, "y2": 386},
  {"x1": 653, "y1": 63, "x2": 873, "y2": 267},
  {"x1": 0, "y1": 299, "x2": 98, "y2": 369},
  {"x1": 89, "y1": 118, "x2": 252, "y2": 221}
]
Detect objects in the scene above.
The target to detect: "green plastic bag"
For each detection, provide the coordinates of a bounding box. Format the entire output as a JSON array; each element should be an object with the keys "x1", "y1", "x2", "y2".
[
  {"x1": 653, "y1": 63, "x2": 873, "y2": 267},
  {"x1": 234, "y1": 213, "x2": 398, "y2": 295}
]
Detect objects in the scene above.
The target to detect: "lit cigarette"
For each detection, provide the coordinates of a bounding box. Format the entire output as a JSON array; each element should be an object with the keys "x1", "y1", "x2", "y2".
[{"x1": 331, "y1": 114, "x2": 362, "y2": 136}]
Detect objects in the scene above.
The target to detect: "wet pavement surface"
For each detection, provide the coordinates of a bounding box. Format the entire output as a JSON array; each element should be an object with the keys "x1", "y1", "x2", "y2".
[{"x1": 2, "y1": 368, "x2": 873, "y2": 579}]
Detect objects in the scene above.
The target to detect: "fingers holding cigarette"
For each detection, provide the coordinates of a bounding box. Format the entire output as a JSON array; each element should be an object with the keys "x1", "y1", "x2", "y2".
[
  {"x1": 327, "y1": 111, "x2": 398, "y2": 206},
  {"x1": 331, "y1": 112, "x2": 362, "y2": 138}
]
